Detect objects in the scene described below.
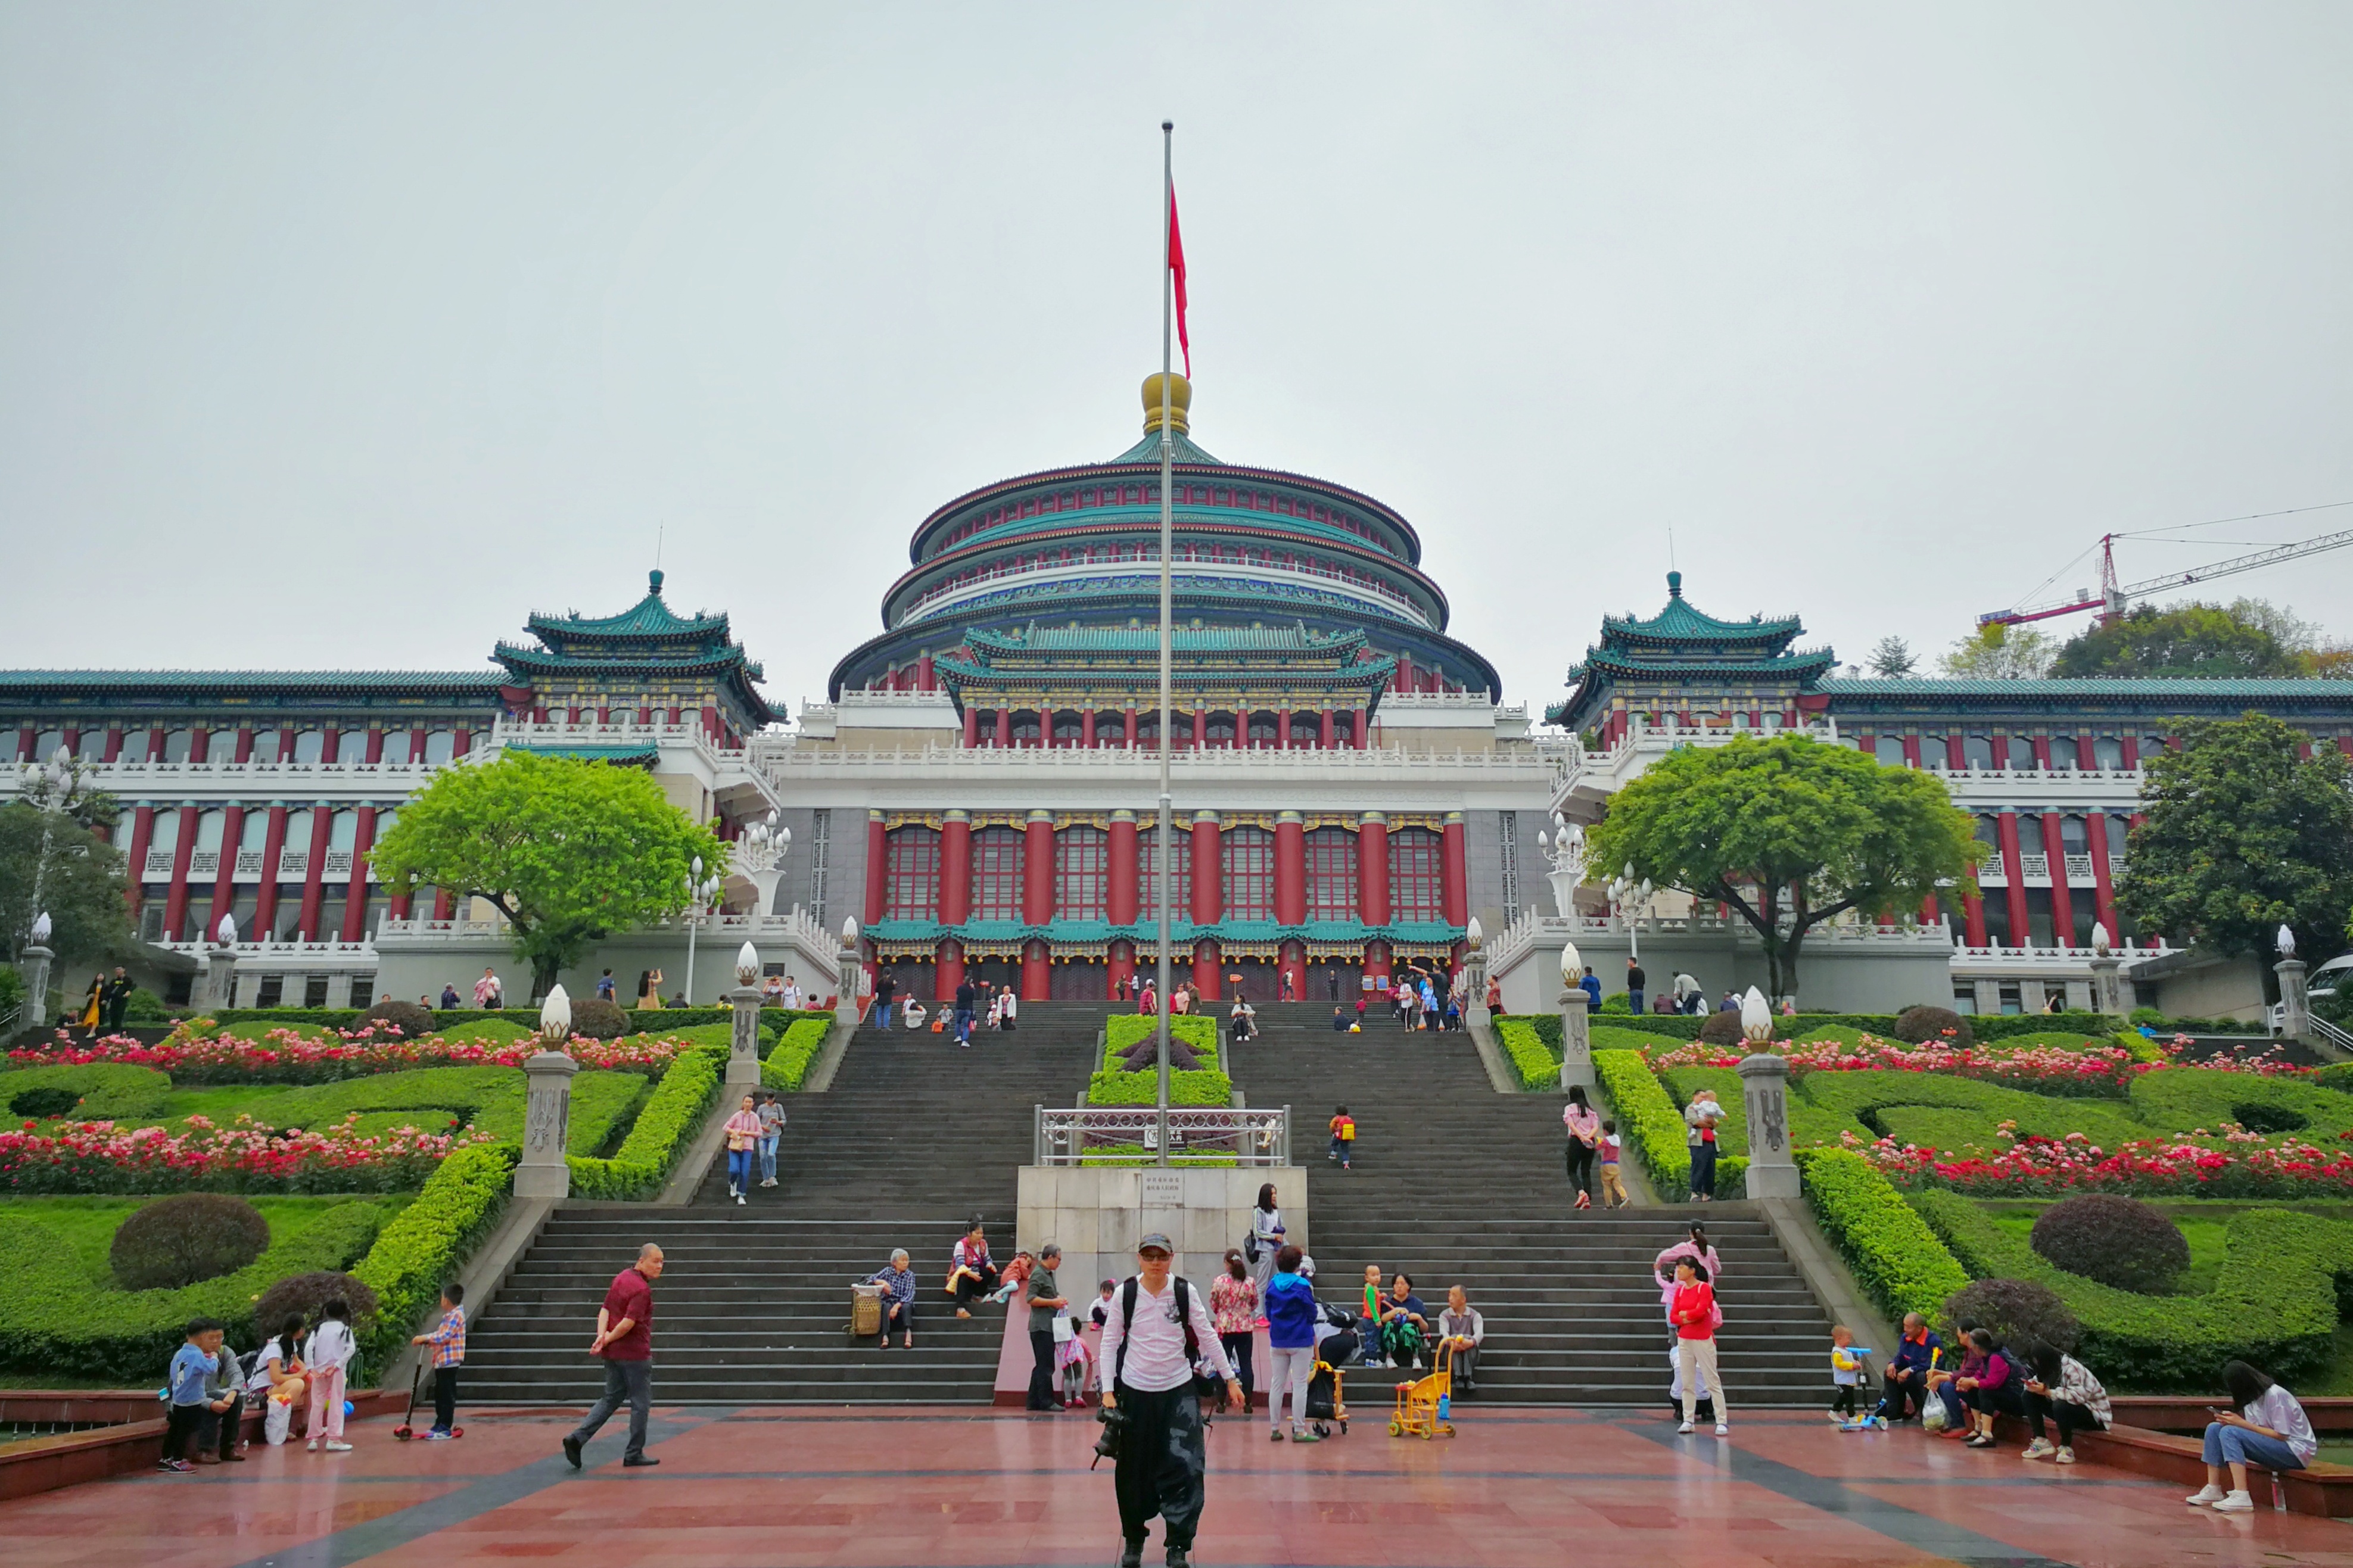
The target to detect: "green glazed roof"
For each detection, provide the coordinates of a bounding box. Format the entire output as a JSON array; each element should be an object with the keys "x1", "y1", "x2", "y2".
[
  {"x1": 502, "y1": 742, "x2": 663, "y2": 763},
  {"x1": 1599, "y1": 572, "x2": 1805, "y2": 649},
  {"x1": 969, "y1": 624, "x2": 1369, "y2": 654},
  {"x1": 1110, "y1": 430, "x2": 1223, "y2": 465},
  {"x1": 522, "y1": 570, "x2": 730, "y2": 643}
]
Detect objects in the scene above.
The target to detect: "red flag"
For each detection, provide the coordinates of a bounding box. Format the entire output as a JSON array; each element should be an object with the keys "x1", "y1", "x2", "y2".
[{"x1": 1168, "y1": 186, "x2": 1190, "y2": 378}]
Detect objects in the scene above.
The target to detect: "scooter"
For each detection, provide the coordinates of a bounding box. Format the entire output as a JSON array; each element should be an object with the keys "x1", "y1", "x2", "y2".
[{"x1": 391, "y1": 1363, "x2": 462, "y2": 1441}]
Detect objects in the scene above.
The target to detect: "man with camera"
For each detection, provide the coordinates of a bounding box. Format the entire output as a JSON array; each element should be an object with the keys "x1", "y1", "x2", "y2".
[{"x1": 1097, "y1": 1233, "x2": 1244, "y2": 1568}]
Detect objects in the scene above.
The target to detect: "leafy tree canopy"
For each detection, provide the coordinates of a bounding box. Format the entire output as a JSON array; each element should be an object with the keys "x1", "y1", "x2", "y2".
[
  {"x1": 0, "y1": 803, "x2": 131, "y2": 966},
  {"x1": 1867, "y1": 635, "x2": 1918, "y2": 677},
  {"x1": 2114, "y1": 712, "x2": 2353, "y2": 962},
  {"x1": 2052, "y1": 600, "x2": 2307, "y2": 679},
  {"x1": 1586, "y1": 734, "x2": 1982, "y2": 1000},
  {"x1": 1940, "y1": 622, "x2": 2056, "y2": 679},
  {"x1": 371, "y1": 753, "x2": 726, "y2": 997}
]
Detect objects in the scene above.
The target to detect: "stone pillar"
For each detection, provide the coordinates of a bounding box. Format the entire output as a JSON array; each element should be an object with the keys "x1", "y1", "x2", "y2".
[
  {"x1": 1557, "y1": 986, "x2": 1593, "y2": 1093},
  {"x1": 202, "y1": 947, "x2": 238, "y2": 1011},
  {"x1": 727, "y1": 983, "x2": 764, "y2": 1086},
  {"x1": 514, "y1": 1049, "x2": 578, "y2": 1199},
  {"x1": 864, "y1": 811, "x2": 888, "y2": 925},
  {"x1": 1440, "y1": 811, "x2": 1469, "y2": 928},
  {"x1": 2278, "y1": 958, "x2": 2311, "y2": 1043},
  {"x1": 838, "y1": 937, "x2": 864, "y2": 1031},
  {"x1": 2087, "y1": 952, "x2": 2128, "y2": 1018},
  {"x1": 1735, "y1": 1052, "x2": 1801, "y2": 1199},
  {"x1": 20, "y1": 945, "x2": 52, "y2": 1030}
]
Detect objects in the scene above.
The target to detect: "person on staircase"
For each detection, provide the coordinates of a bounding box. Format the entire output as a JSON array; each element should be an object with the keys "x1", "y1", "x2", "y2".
[
  {"x1": 1437, "y1": 1286, "x2": 1484, "y2": 1396},
  {"x1": 1025, "y1": 1244, "x2": 1069, "y2": 1412},
  {"x1": 948, "y1": 1220, "x2": 999, "y2": 1318},
  {"x1": 997, "y1": 985, "x2": 1018, "y2": 1033},
  {"x1": 871, "y1": 970, "x2": 896, "y2": 1031},
  {"x1": 1377, "y1": 1273, "x2": 1431, "y2": 1370},
  {"x1": 864, "y1": 1249, "x2": 917, "y2": 1348},
  {"x1": 953, "y1": 975, "x2": 976, "y2": 1046},
  {"x1": 1209, "y1": 1249, "x2": 1260, "y2": 1417},
  {"x1": 1246, "y1": 1184, "x2": 1286, "y2": 1294},
  {"x1": 722, "y1": 1095, "x2": 761, "y2": 1205},
  {"x1": 1563, "y1": 1086, "x2": 1602, "y2": 1210}
]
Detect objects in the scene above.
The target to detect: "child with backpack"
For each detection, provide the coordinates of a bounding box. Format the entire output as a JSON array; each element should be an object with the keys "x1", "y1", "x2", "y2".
[{"x1": 1328, "y1": 1106, "x2": 1355, "y2": 1170}]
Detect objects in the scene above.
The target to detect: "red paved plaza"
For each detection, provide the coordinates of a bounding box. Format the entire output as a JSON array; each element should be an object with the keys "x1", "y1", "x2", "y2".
[{"x1": 3, "y1": 1404, "x2": 2347, "y2": 1567}]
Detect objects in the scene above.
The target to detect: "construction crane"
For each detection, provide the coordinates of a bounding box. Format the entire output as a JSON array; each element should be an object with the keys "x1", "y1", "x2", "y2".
[{"x1": 1977, "y1": 505, "x2": 2353, "y2": 629}]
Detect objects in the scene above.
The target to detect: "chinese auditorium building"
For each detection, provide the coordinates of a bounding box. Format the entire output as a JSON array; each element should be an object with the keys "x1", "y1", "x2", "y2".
[{"x1": 7, "y1": 375, "x2": 2353, "y2": 1020}]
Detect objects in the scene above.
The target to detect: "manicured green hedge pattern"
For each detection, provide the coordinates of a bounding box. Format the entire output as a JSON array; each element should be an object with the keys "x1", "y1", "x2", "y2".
[
  {"x1": 351, "y1": 1143, "x2": 515, "y2": 1371},
  {"x1": 567, "y1": 1047, "x2": 725, "y2": 1201},
  {"x1": 203, "y1": 1005, "x2": 832, "y2": 1033},
  {"x1": 1493, "y1": 1020, "x2": 1557, "y2": 1090},
  {"x1": 1084, "y1": 1070, "x2": 1235, "y2": 1107},
  {"x1": 762, "y1": 1018, "x2": 833, "y2": 1092},
  {"x1": 1797, "y1": 1148, "x2": 1972, "y2": 1326},
  {"x1": 0, "y1": 1199, "x2": 388, "y2": 1379},
  {"x1": 0, "y1": 1064, "x2": 174, "y2": 1121},
  {"x1": 1103, "y1": 1014, "x2": 1220, "y2": 1069}
]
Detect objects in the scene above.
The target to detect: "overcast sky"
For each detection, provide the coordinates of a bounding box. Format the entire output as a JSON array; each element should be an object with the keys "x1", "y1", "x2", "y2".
[{"x1": 4, "y1": 3, "x2": 2349, "y2": 715}]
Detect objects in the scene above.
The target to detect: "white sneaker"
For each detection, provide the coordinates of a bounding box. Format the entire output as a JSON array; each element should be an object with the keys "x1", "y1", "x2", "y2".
[
  {"x1": 736, "y1": 1194, "x2": 746, "y2": 1206},
  {"x1": 2022, "y1": 1438, "x2": 2055, "y2": 1460},
  {"x1": 2212, "y1": 1490, "x2": 2255, "y2": 1513},
  {"x1": 1714, "y1": 1422, "x2": 1729, "y2": 1436},
  {"x1": 306, "y1": 1439, "x2": 320, "y2": 1452},
  {"x1": 2186, "y1": 1484, "x2": 2225, "y2": 1505},
  {"x1": 727, "y1": 1186, "x2": 738, "y2": 1199},
  {"x1": 324, "y1": 1440, "x2": 353, "y2": 1452},
  {"x1": 2054, "y1": 1447, "x2": 2075, "y2": 1464},
  {"x1": 1677, "y1": 1420, "x2": 1694, "y2": 1434}
]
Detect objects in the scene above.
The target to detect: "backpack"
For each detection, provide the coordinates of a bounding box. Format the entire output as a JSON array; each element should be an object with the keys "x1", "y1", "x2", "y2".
[{"x1": 1114, "y1": 1276, "x2": 1200, "y2": 1388}]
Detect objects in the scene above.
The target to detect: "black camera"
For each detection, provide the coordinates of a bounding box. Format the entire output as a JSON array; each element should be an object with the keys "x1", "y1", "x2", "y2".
[{"x1": 1091, "y1": 1403, "x2": 1128, "y2": 1469}]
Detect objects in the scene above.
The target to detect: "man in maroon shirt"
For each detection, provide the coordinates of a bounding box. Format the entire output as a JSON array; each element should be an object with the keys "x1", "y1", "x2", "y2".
[{"x1": 563, "y1": 1243, "x2": 664, "y2": 1469}]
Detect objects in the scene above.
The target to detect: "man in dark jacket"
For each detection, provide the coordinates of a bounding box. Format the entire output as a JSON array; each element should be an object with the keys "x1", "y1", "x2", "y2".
[
  {"x1": 953, "y1": 978, "x2": 976, "y2": 1046},
  {"x1": 1873, "y1": 1313, "x2": 1943, "y2": 1424},
  {"x1": 100, "y1": 968, "x2": 135, "y2": 1032}
]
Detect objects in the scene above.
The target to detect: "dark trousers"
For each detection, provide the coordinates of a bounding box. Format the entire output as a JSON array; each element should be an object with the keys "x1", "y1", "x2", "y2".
[
  {"x1": 432, "y1": 1367, "x2": 459, "y2": 1431},
  {"x1": 1027, "y1": 1329, "x2": 1057, "y2": 1410},
  {"x1": 1967, "y1": 1381, "x2": 2028, "y2": 1422},
  {"x1": 1876, "y1": 1369, "x2": 1928, "y2": 1421},
  {"x1": 1565, "y1": 1140, "x2": 1595, "y2": 1198},
  {"x1": 197, "y1": 1392, "x2": 243, "y2": 1457},
  {"x1": 1111, "y1": 1381, "x2": 1207, "y2": 1548},
  {"x1": 883, "y1": 1298, "x2": 911, "y2": 1338},
  {"x1": 1629, "y1": 989, "x2": 1644, "y2": 1016},
  {"x1": 1220, "y1": 1332, "x2": 1255, "y2": 1402},
  {"x1": 2025, "y1": 1391, "x2": 2103, "y2": 1447},
  {"x1": 1689, "y1": 1142, "x2": 1719, "y2": 1199},
  {"x1": 569, "y1": 1358, "x2": 652, "y2": 1460},
  {"x1": 953, "y1": 1264, "x2": 1000, "y2": 1308},
  {"x1": 1831, "y1": 1383, "x2": 1859, "y2": 1417},
  {"x1": 162, "y1": 1403, "x2": 207, "y2": 1461}
]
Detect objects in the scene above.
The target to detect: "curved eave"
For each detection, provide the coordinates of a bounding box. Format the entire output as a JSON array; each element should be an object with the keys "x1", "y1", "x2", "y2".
[
  {"x1": 932, "y1": 654, "x2": 1402, "y2": 695},
  {"x1": 1598, "y1": 612, "x2": 1804, "y2": 644},
  {"x1": 907, "y1": 459, "x2": 1426, "y2": 568},
  {"x1": 879, "y1": 518, "x2": 1452, "y2": 631},
  {"x1": 492, "y1": 649, "x2": 777, "y2": 727}
]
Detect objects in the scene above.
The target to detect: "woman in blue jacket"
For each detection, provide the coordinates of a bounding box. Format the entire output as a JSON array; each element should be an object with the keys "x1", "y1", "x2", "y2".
[{"x1": 1263, "y1": 1245, "x2": 1322, "y2": 1444}]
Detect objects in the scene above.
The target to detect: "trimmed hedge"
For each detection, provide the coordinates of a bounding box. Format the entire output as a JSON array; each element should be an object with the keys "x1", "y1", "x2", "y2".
[
  {"x1": 1910, "y1": 1189, "x2": 2353, "y2": 1388},
  {"x1": 1592, "y1": 1049, "x2": 1747, "y2": 1201},
  {"x1": 225, "y1": 1065, "x2": 650, "y2": 1156},
  {"x1": 0, "y1": 1199, "x2": 387, "y2": 1379},
  {"x1": 567, "y1": 1046, "x2": 725, "y2": 1201},
  {"x1": 202, "y1": 1005, "x2": 832, "y2": 1033},
  {"x1": 1492, "y1": 1014, "x2": 1563, "y2": 1052},
  {"x1": 1529, "y1": 1011, "x2": 2134, "y2": 1045},
  {"x1": 110, "y1": 1192, "x2": 270, "y2": 1289},
  {"x1": 1103, "y1": 1015, "x2": 1219, "y2": 1070},
  {"x1": 1084, "y1": 1069, "x2": 1234, "y2": 1107},
  {"x1": 762, "y1": 1018, "x2": 833, "y2": 1092},
  {"x1": 0, "y1": 1064, "x2": 173, "y2": 1121},
  {"x1": 1796, "y1": 1147, "x2": 1972, "y2": 1326},
  {"x1": 1493, "y1": 1019, "x2": 1558, "y2": 1090},
  {"x1": 1797, "y1": 1070, "x2": 2152, "y2": 1150},
  {"x1": 351, "y1": 1143, "x2": 514, "y2": 1371},
  {"x1": 2126, "y1": 1068, "x2": 2353, "y2": 1139}
]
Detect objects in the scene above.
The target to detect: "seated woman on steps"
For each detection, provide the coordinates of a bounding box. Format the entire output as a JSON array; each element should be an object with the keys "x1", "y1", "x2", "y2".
[
  {"x1": 947, "y1": 1219, "x2": 1000, "y2": 1318},
  {"x1": 2190, "y1": 1360, "x2": 2316, "y2": 1513},
  {"x1": 864, "y1": 1249, "x2": 917, "y2": 1348}
]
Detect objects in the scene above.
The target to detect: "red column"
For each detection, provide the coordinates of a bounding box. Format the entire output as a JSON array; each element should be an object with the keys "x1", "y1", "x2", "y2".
[
  {"x1": 340, "y1": 806, "x2": 378, "y2": 943},
  {"x1": 206, "y1": 804, "x2": 245, "y2": 939},
  {"x1": 1023, "y1": 811, "x2": 1056, "y2": 925},
  {"x1": 1107, "y1": 811, "x2": 1139, "y2": 925},
  {"x1": 1441, "y1": 811, "x2": 1469, "y2": 927},
  {"x1": 123, "y1": 805, "x2": 155, "y2": 921},
  {"x1": 1107, "y1": 942, "x2": 1134, "y2": 998},
  {"x1": 1357, "y1": 812, "x2": 1393, "y2": 927},
  {"x1": 101, "y1": 727, "x2": 122, "y2": 762},
  {"x1": 1190, "y1": 812, "x2": 1222, "y2": 926},
  {"x1": 253, "y1": 805, "x2": 290, "y2": 939},
  {"x1": 1081, "y1": 710, "x2": 1097, "y2": 749},
  {"x1": 1123, "y1": 704, "x2": 1138, "y2": 748},
  {"x1": 1274, "y1": 811, "x2": 1306, "y2": 924},
  {"x1": 962, "y1": 706, "x2": 979, "y2": 749},
  {"x1": 917, "y1": 651, "x2": 935, "y2": 691},
  {"x1": 434, "y1": 889, "x2": 455, "y2": 921},
  {"x1": 188, "y1": 728, "x2": 210, "y2": 764},
  {"x1": 1022, "y1": 940, "x2": 1051, "y2": 1001},
  {"x1": 13, "y1": 725, "x2": 30, "y2": 763},
  {"x1": 939, "y1": 811, "x2": 972, "y2": 924},
  {"x1": 2086, "y1": 809, "x2": 2121, "y2": 947},
  {"x1": 1191, "y1": 709, "x2": 1207, "y2": 750},
  {"x1": 1319, "y1": 709, "x2": 1335, "y2": 750},
  {"x1": 1900, "y1": 735, "x2": 1922, "y2": 768},
  {"x1": 297, "y1": 805, "x2": 333, "y2": 940},
  {"x1": 2041, "y1": 811, "x2": 2076, "y2": 947},
  {"x1": 363, "y1": 728, "x2": 385, "y2": 765},
  {"x1": 232, "y1": 728, "x2": 254, "y2": 764},
  {"x1": 995, "y1": 707, "x2": 1011, "y2": 749},
  {"x1": 1946, "y1": 734, "x2": 1967, "y2": 769},
  {"x1": 1961, "y1": 889, "x2": 1989, "y2": 947},
  {"x1": 161, "y1": 803, "x2": 199, "y2": 941},
  {"x1": 2120, "y1": 735, "x2": 2142, "y2": 770},
  {"x1": 935, "y1": 937, "x2": 964, "y2": 1002},
  {"x1": 864, "y1": 811, "x2": 888, "y2": 924},
  {"x1": 1995, "y1": 812, "x2": 2031, "y2": 948},
  {"x1": 1275, "y1": 706, "x2": 1291, "y2": 750},
  {"x1": 1356, "y1": 706, "x2": 1373, "y2": 750},
  {"x1": 1193, "y1": 939, "x2": 1222, "y2": 1001}
]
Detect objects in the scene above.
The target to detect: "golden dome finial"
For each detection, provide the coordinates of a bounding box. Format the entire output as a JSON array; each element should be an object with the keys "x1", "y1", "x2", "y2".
[{"x1": 1141, "y1": 372, "x2": 1191, "y2": 436}]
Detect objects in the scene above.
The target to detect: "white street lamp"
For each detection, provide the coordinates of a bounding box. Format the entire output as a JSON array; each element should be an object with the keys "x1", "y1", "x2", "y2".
[
  {"x1": 539, "y1": 983, "x2": 572, "y2": 1046},
  {"x1": 681, "y1": 858, "x2": 724, "y2": 1005}
]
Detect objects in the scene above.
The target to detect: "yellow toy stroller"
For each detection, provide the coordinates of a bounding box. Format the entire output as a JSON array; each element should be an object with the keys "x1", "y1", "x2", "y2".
[{"x1": 1388, "y1": 1339, "x2": 1456, "y2": 1439}]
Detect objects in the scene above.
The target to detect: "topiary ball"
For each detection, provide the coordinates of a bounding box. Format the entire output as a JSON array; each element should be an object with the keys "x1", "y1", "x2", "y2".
[
  {"x1": 7, "y1": 1086, "x2": 79, "y2": 1120},
  {"x1": 2028, "y1": 1193, "x2": 2190, "y2": 1293},
  {"x1": 1893, "y1": 1005, "x2": 1974, "y2": 1046},
  {"x1": 365, "y1": 999, "x2": 434, "y2": 1039},
  {"x1": 1697, "y1": 1009, "x2": 1748, "y2": 1047},
  {"x1": 1943, "y1": 1277, "x2": 2081, "y2": 1353},
  {"x1": 253, "y1": 1271, "x2": 381, "y2": 1341},
  {"x1": 568, "y1": 998, "x2": 629, "y2": 1040},
  {"x1": 111, "y1": 1193, "x2": 271, "y2": 1290}
]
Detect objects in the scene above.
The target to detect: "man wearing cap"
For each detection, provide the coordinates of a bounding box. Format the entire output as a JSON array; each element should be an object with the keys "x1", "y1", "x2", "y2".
[{"x1": 1097, "y1": 1233, "x2": 1241, "y2": 1568}]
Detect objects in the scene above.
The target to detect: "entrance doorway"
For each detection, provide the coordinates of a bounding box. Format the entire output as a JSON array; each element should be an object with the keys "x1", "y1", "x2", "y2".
[{"x1": 1048, "y1": 959, "x2": 1106, "y2": 1000}]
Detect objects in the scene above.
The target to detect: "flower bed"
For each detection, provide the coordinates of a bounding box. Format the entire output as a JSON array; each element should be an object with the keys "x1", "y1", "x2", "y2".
[
  {"x1": 11, "y1": 1027, "x2": 696, "y2": 1084},
  {"x1": 1851, "y1": 1127, "x2": 2353, "y2": 1200},
  {"x1": 1639, "y1": 1030, "x2": 2301, "y2": 1095},
  {"x1": 0, "y1": 1115, "x2": 493, "y2": 1195}
]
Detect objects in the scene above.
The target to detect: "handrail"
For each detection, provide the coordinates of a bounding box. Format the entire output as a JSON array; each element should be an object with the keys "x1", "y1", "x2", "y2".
[{"x1": 1032, "y1": 1105, "x2": 1291, "y2": 1167}]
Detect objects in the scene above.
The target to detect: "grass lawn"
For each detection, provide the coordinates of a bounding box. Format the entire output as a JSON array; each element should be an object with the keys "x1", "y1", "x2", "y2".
[
  {"x1": 1977, "y1": 1198, "x2": 2353, "y2": 1297},
  {"x1": 0, "y1": 1194, "x2": 416, "y2": 1286}
]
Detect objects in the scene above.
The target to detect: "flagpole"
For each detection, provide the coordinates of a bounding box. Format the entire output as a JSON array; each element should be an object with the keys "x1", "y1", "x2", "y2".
[{"x1": 1154, "y1": 118, "x2": 1175, "y2": 1167}]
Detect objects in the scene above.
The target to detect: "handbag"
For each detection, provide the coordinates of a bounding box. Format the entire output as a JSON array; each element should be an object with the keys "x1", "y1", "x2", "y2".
[
  {"x1": 1051, "y1": 1313, "x2": 1075, "y2": 1344},
  {"x1": 1243, "y1": 1235, "x2": 1261, "y2": 1265}
]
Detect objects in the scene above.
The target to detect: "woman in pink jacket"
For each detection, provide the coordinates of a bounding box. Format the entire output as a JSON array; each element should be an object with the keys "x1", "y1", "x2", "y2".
[{"x1": 723, "y1": 1095, "x2": 762, "y2": 1205}]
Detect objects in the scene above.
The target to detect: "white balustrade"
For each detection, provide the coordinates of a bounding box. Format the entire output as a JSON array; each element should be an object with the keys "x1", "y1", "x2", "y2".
[
  {"x1": 2018, "y1": 853, "x2": 2050, "y2": 879},
  {"x1": 2063, "y1": 854, "x2": 2095, "y2": 881},
  {"x1": 143, "y1": 850, "x2": 176, "y2": 878},
  {"x1": 277, "y1": 850, "x2": 309, "y2": 878}
]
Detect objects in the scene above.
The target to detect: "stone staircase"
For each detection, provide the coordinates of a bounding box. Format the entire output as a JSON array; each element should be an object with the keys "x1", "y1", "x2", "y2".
[
  {"x1": 460, "y1": 1003, "x2": 1103, "y2": 1405},
  {"x1": 1233, "y1": 1001, "x2": 1834, "y2": 1407}
]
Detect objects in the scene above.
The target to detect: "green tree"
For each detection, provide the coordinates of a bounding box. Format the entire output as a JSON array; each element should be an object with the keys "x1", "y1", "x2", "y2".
[
  {"x1": 1, "y1": 755, "x2": 130, "y2": 966},
  {"x1": 1586, "y1": 734, "x2": 1982, "y2": 1000},
  {"x1": 2052, "y1": 601, "x2": 2304, "y2": 678},
  {"x1": 371, "y1": 753, "x2": 727, "y2": 999},
  {"x1": 1940, "y1": 622, "x2": 2056, "y2": 679},
  {"x1": 1867, "y1": 635, "x2": 1918, "y2": 677},
  {"x1": 2114, "y1": 712, "x2": 2353, "y2": 962}
]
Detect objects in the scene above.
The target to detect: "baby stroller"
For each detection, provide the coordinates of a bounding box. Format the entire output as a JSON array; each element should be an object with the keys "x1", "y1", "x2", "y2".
[{"x1": 1390, "y1": 1339, "x2": 1456, "y2": 1440}]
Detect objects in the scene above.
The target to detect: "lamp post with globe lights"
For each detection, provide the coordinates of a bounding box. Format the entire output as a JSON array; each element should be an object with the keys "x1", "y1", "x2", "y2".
[
  {"x1": 2277, "y1": 923, "x2": 2312, "y2": 1044},
  {"x1": 20, "y1": 911, "x2": 54, "y2": 1031},
  {"x1": 1556, "y1": 938, "x2": 1593, "y2": 1092},
  {"x1": 681, "y1": 857, "x2": 724, "y2": 1005},
  {"x1": 1733, "y1": 985, "x2": 1801, "y2": 1198},
  {"x1": 727, "y1": 939, "x2": 764, "y2": 1087}
]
